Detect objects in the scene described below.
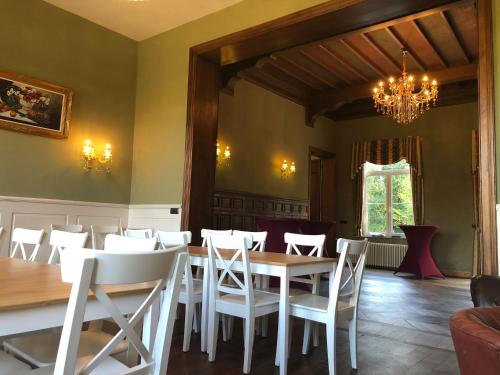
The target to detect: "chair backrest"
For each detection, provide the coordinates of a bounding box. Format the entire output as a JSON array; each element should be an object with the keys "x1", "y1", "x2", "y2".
[
  {"x1": 327, "y1": 241, "x2": 351, "y2": 316},
  {"x1": 284, "y1": 232, "x2": 326, "y2": 291},
  {"x1": 157, "y1": 231, "x2": 192, "y2": 247},
  {"x1": 337, "y1": 238, "x2": 369, "y2": 307},
  {"x1": 104, "y1": 234, "x2": 157, "y2": 252},
  {"x1": 201, "y1": 229, "x2": 232, "y2": 246},
  {"x1": 10, "y1": 228, "x2": 45, "y2": 262},
  {"x1": 48, "y1": 230, "x2": 89, "y2": 265},
  {"x1": 51, "y1": 224, "x2": 83, "y2": 233},
  {"x1": 124, "y1": 228, "x2": 154, "y2": 239},
  {"x1": 56, "y1": 246, "x2": 187, "y2": 375},
  {"x1": 90, "y1": 225, "x2": 122, "y2": 249},
  {"x1": 233, "y1": 230, "x2": 267, "y2": 252},
  {"x1": 207, "y1": 235, "x2": 253, "y2": 307}
]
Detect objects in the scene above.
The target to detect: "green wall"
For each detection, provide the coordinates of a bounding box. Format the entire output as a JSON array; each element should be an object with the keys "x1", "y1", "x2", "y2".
[
  {"x1": 131, "y1": 0, "x2": 334, "y2": 204},
  {"x1": 216, "y1": 80, "x2": 335, "y2": 200},
  {"x1": 0, "y1": 0, "x2": 137, "y2": 203},
  {"x1": 332, "y1": 103, "x2": 477, "y2": 274}
]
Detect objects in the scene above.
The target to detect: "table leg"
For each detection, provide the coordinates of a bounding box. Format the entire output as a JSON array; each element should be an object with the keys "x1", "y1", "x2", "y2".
[
  {"x1": 275, "y1": 268, "x2": 290, "y2": 375},
  {"x1": 201, "y1": 258, "x2": 210, "y2": 353}
]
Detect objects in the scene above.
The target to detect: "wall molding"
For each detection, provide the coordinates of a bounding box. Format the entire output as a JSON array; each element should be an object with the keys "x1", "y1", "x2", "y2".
[{"x1": 0, "y1": 196, "x2": 181, "y2": 260}]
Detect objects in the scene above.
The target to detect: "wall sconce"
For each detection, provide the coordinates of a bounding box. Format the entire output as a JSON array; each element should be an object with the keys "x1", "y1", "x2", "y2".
[
  {"x1": 281, "y1": 159, "x2": 296, "y2": 178},
  {"x1": 216, "y1": 142, "x2": 231, "y2": 167},
  {"x1": 82, "y1": 139, "x2": 112, "y2": 173}
]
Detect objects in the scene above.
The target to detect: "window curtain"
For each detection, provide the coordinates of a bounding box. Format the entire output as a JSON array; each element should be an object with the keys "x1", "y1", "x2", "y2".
[
  {"x1": 471, "y1": 129, "x2": 481, "y2": 275},
  {"x1": 351, "y1": 136, "x2": 424, "y2": 235}
]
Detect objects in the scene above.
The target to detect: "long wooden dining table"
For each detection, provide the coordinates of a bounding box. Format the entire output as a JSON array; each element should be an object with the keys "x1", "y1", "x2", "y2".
[
  {"x1": 188, "y1": 245, "x2": 337, "y2": 375},
  {"x1": 0, "y1": 256, "x2": 159, "y2": 352}
]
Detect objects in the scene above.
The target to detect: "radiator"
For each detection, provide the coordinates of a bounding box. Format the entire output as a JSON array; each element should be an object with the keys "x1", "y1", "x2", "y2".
[{"x1": 351, "y1": 242, "x2": 408, "y2": 269}]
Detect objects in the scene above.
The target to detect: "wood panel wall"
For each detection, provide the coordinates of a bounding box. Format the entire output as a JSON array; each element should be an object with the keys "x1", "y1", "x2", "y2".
[{"x1": 212, "y1": 190, "x2": 309, "y2": 231}]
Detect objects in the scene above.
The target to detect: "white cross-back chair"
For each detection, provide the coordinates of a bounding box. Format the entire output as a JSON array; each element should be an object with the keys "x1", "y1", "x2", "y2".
[
  {"x1": 90, "y1": 225, "x2": 122, "y2": 250},
  {"x1": 201, "y1": 229, "x2": 232, "y2": 246},
  {"x1": 10, "y1": 228, "x2": 44, "y2": 262},
  {"x1": 157, "y1": 231, "x2": 201, "y2": 352},
  {"x1": 48, "y1": 230, "x2": 89, "y2": 265},
  {"x1": 50, "y1": 224, "x2": 83, "y2": 233},
  {"x1": 207, "y1": 234, "x2": 279, "y2": 374},
  {"x1": 1, "y1": 246, "x2": 188, "y2": 375},
  {"x1": 232, "y1": 230, "x2": 267, "y2": 252},
  {"x1": 104, "y1": 234, "x2": 157, "y2": 252},
  {"x1": 123, "y1": 228, "x2": 154, "y2": 239},
  {"x1": 290, "y1": 238, "x2": 369, "y2": 374}
]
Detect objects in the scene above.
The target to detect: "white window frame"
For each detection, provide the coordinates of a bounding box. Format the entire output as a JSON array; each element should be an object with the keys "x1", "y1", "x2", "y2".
[{"x1": 362, "y1": 163, "x2": 413, "y2": 238}]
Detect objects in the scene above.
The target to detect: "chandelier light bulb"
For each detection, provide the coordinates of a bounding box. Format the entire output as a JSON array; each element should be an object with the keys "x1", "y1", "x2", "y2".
[
  {"x1": 389, "y1": 77, "x2": 395, "y2": 83},
  {"x1": 423, "y1": 75, "x2": 429, "y2": 82}
]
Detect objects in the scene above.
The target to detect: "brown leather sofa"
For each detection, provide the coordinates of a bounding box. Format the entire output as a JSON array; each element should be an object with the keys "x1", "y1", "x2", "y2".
[
  {"x1": 471, "y1": 275, "x2": 500, "y2": 307},
  {"x1": 450, "y1": 307, "x2": 500, "y2": 375}
]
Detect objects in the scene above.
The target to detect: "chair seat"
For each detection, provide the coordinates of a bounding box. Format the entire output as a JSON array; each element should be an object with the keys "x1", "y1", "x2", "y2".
[
  {"x1": 263, "y1": 287, "x2": 312, "y2": 297},
  {"x1": 181, "y1": 278, "x2": 203, "y2": 295},
  {"x1": 3, "y1": 330, "x2": 128, "y2": 368},
  {"x1": 25, "y1": 355, "x2": 129, "y2": 375},
  {"x1": 291, "y1": 294, "x2": 352, "y2": 314},
  {"x1": 0, "y1": 350, "x2": 31, "y2": 375},
  {"x1": 218, "y1": 290, "x2": 280, "y2": 307}
]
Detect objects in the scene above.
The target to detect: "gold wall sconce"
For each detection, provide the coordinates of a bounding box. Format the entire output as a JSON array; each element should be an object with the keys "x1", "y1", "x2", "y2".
[
  {"x1": 280, "y1": 159, "x2": 296, "y2": 178},
  {"x1": 82, "y1": 139, "x2": 112, "y2": 172},
  {"x1": 216, "y1": 142, "x2": 231, "y2": 166}
]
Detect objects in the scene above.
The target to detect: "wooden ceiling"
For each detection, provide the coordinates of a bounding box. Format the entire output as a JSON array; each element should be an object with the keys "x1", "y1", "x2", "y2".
[{"x1": 224, "y1": 0, "x2": 478, "y2": 124}]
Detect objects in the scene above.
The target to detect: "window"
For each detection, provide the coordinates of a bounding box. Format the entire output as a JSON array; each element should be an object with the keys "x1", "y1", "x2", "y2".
[{"x1": 362, "y1": 159, "x2": 414, "y2": 237}]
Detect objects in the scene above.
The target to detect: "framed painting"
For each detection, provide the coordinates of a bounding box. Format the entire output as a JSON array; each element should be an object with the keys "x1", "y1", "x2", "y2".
[{"x1": 0, "y1": 70, "x2": 73, "y2": 138}]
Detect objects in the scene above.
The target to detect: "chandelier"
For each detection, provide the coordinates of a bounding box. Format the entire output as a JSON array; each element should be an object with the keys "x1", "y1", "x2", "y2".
[{"x1": 372, "y1": 50, "x2": 438, "y2": 124}]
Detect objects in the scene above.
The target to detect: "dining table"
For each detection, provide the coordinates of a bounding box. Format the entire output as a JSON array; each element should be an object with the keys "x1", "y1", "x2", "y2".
[
  {"x1": 188, "y1": 245, "x2": 337, "y2": 375},
  {"x1": 0, "y1": 256, "x2": 160, "y2": 353}
]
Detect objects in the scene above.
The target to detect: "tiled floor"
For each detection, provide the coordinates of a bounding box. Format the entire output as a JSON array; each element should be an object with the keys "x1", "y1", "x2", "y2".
[{"x1": 167, "y1": 270, "x2": 471, "y2": 374}]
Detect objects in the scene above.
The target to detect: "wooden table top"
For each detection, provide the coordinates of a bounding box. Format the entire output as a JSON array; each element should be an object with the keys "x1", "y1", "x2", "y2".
[
  {"x1": 0, "y1": 257, "x2": 155, "y2": 312},
  {"x1": 188, "y1": 246, "x2": 336, "y2": 267}
]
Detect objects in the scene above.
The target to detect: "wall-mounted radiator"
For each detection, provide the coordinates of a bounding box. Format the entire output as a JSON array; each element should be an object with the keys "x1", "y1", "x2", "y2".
[{"x1": 351, "y1": 242, "x2": 408, "y2": 269}]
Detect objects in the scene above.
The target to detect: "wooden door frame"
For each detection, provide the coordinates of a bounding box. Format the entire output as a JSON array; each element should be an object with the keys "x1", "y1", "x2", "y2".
[
  {"x1": 182, "y1": 0, "x2": 498, "y2": 275},
  {"x1": 308, "y1": 146, "x2": 336, "y2": 221}
]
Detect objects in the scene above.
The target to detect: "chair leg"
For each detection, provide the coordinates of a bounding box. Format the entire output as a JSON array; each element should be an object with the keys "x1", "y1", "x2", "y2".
[
  {"x1": 326, "y1": 321, "x2": 337, "y2": 375},
  {"x1": 208, "y1": 311, "x2": 219, "y2": 362},
  {"x1": 193, "y1": 304, "x2": 200, "y2": 334},
  {"x1": 243, "y1": 317, "x2": 255, "y2": 374},
  {"x1": 313, "y1": 322, "x2": 320, "y2": 347},
  {"x1": 183, "y1": 302, "x2": 194, "y2": 352},
  {"x1": 302, "y1": 319, "x2": 311, "y2": 355},
  {"x1": 288, "y1": 317, "x2": 293, "y2": 357},
  {"x1": 222, "y1": 315, "x2": 228, "y2": 342},
  {"x1": 261, "y1": 315, "x2": 269, "y2": 337},
  {"x1": 348, "y1": 318, "x2": 358, "y2": 370},
  {"x1": 228, "y1": 316, "x2": 235, "y2": 341}
]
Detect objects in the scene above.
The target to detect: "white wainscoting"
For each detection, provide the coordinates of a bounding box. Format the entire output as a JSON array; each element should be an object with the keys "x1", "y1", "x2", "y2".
[{"x1": 0, "y1": 196, "x2": 182, "y2": 262}]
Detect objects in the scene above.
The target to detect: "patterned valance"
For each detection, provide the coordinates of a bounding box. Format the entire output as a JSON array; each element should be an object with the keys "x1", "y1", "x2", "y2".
[{"x1": 350, "y1": 136, "x2": 423, "y2": 179}]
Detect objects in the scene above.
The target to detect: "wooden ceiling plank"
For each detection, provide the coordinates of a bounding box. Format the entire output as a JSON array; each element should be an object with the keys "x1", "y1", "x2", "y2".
[
  {"x1": 278, "y1": 54, "x2": 339, "y2": 88},
  {"x1": 309, "y1": 62, "x2": 477, "y2": 119},
  {"x1": 298, "y1": 50, "x2": 355, "y2": 85},
  {"x1": 411, "y1": 19, "x2": 448, "y2": 68},
  {"x1": 339, "y1": 38, "x2": 386, "y2": 77},
  {"x1": 317, "y1": 44, "x2": 369, "y2": 82},
  {"x1": 385, "y1": 27, "x2": 427, "y2": 71},
  {"x1": 360, "y1": 33, "x2": 401, "y2": 72},
  {"x1": 439, "y1": 11, "x2": 471, "y2": 64},
  {"x1": 266, "y1": 56, "x2": 327, "y2": 91}
]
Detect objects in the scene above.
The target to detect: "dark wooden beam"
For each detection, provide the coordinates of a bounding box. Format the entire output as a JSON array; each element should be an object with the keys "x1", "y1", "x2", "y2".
[
  {"x1": 266, "y1": 56, "x2": 327, "y2": 90},
  {"x1": 339, "y1": 38, "x2": 387, "y2": 76},
  {"x1": 298, "y1": 50, "x2": 355, "y2": 86},
  {"x1": 279, "y1": 54, "x2": 338, "y2": 88},
  {"x1": 317, "y1": 44, "x2": 369, "y2": 82},
  {"x1": 360, "y1": 33, "x2": 401, "y2": 72},
  {"x1": 439, "y1": 10, "x2": 472, "y2": 64},
  {"x1": 193, "y1": 0, "x2": 473, "y2": 65},
  {"x1": 411, "y1": 19, "x2": 448, "y2": 68},
  {"x1": 308, "y1": 62, "x2": 477, "y2": 124},
  {"x1": 385, "y1": 26, "x2": 427, "y2": 71}
]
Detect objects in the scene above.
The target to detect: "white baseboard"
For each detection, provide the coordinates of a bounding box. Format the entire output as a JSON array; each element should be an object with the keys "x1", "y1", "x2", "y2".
[{"x1": 0, "y1": 196, "x2": 181, "y2": 261}]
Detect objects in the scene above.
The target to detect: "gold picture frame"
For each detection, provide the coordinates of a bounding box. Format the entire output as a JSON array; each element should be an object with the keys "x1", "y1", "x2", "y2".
[{"x1": 0, "y1": 69, "x2": 73, "y2": 138}]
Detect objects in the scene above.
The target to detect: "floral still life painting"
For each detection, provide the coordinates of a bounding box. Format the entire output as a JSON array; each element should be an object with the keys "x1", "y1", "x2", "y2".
[{"x1": 0, "y1": 70, "x2": 72, "y2": 138}]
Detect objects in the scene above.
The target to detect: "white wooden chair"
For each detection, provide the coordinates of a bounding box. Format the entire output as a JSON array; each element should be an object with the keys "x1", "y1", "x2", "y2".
[
  {"x1": 207, "y1": 235, "x2": 279, "y2": 374},
  {"x1": 104, "y1": 234, "x2": 157, "y2": 252},
  {"x1": 10, "y1": 228, "x2": 44, "y2": 262},
  {"x1": 157, "y1": 230, "x2": 201, "y2": 352},
  {"x1": 48, "y1": 230, "x2": 89, "y2": 265},
  {"x1": 90, "y1": 225, "x2": 122, "y2": 249},
  {"x1": 123, "y1": 228, "x2": 153, "y2": 239},
  {"x1": 201, "y1": 229, "x2": 232, "y2": 246},
  {"x1": 0, "y1": 245, "x2": 188, "y2": 375},
  {"x1": 50, "y1": 224, "x2": 83, "y2": 233},
  {"x1": 289, "y1": 238, "x2": 369, "y2": 374}
]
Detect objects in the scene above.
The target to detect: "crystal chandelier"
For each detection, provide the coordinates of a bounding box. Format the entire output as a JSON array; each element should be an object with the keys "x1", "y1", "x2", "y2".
[{"x1": 372, "y1": 50, "x2": 438, "y2": 124}]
